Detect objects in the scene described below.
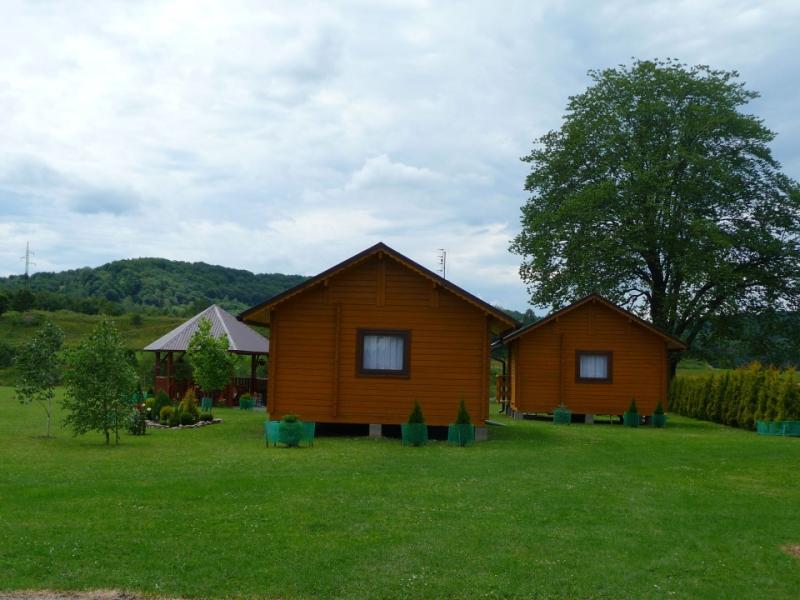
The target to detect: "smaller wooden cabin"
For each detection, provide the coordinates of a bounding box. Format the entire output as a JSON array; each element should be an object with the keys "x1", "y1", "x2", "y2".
[
  {"x1": 499, "y1": 294, "x2": 685, "y2": 417},
  {"x1": 239, "y1": 243, "x2": 517, "y2": 428}
]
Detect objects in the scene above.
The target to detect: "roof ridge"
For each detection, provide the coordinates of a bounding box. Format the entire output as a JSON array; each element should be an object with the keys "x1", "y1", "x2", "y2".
[{"x1": 214, "y1": 304, "x2": 236, "y2": 351}]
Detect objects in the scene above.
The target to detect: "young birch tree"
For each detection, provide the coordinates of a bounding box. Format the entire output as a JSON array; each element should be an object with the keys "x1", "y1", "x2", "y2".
[
  {"x1": 62, "y1": 318, "x2": 137, "y2": 445},
  {"x1": 15, "y1": 320, "x2": 64, "y2": 438}
]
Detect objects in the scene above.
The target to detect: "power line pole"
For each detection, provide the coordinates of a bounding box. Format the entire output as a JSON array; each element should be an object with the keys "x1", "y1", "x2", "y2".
[
  {"x1": 20, "y1": 242, "x2": 35, "y2": 278},
  {"x1": 437, "y1": 248, "x2": 447, "y2": 280}
]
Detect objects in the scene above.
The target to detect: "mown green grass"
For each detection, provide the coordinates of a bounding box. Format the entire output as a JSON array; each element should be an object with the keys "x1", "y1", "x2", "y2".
[{"x1": 2, "y1": 387, "x2": 800, "y2": 599}]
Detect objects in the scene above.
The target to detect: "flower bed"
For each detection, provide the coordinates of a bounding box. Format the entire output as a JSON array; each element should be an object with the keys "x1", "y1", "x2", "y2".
[{"x1": 146, "y1": 418, "x2": 222, "y2": 430}]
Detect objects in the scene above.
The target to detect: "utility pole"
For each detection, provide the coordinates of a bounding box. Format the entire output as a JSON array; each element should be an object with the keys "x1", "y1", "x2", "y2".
[
  {"x1": 437, "y1": 248, "x2": 447, "y2": 280},
  {"x1": 20, "y1": 242, "x2": 35, "y2": 277}
]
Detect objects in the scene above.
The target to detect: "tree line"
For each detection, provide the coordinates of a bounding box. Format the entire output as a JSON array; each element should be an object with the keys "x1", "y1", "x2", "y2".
[{"x1": 0, "y1": 257, "x2": 307, "y2": 317}]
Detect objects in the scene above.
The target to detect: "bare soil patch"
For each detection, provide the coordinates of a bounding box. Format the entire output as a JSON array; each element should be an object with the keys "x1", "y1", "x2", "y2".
[
  {"x1": 783, "y1": 544, "x2": 800, "y2": 558},
  {"x1": 1, "y1": 592, "x2": 163, "y2": 600}
]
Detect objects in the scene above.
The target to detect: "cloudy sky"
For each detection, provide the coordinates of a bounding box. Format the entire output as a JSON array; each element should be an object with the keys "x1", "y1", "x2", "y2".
[{"x1": 1, "y1": 1, "x2": 798, "y2": 310}]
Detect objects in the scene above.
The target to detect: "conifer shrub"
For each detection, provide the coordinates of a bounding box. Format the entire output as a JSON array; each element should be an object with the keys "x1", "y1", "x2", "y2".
[
  {"x1": 623, "y1": 398, "x2": 639, "y2": 427},
  {"x1": 408, "y1": 401, "x2": 425, "y2": 424},
  {"x1": 670, "y1": 363, "x2": 800, "y2": 430},
  {"x1": 153, "y1": 390, "x2": 171, "y2": 418},
  {"x1": 178, "y1": 389, "x2": 200, "y2": 419},
  {"x1": 160, "y1": 405, "x2": 174, "y2": 421},
  {"x1": 179, "y1": 411, "x2": 196, "y2": 425},
  {"x1": 199, "y1": 412, "x2": 213, "y2": 422},
  {"x1": 455, "y1": 399, "x2": 471, "y2": 425},
  {"x1": 654, "y1": 402, "x2": 664, "y2": 415}
]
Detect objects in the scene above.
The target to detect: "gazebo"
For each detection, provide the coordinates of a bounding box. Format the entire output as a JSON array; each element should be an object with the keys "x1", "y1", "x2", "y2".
[{"x1": 143, "y1": 304, "x2": 269, "y2": 405}]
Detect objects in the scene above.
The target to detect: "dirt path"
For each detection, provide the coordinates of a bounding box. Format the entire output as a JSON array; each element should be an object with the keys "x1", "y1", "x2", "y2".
[{"x1": 1, "y1": 592, "x2": 155, "y2": 600}]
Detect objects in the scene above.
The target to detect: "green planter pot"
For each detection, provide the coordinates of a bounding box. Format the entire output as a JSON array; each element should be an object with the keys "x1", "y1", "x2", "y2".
[
  {"x1": 756, "y1": 420, "x2": 800, "y2": 436},
  {"x1": 447, "y1": 423, "x2": 475, "y2": 446},
  {"x1": 553, "y1": 407, "x2": 571, "y2": 425},
  {"x1": 278, "y1": 420, "x2": 305, "y2": 447},
  {"x1": 652, "y1": 413, "x2": 667, "y2": 428},
  {"x1": 401, "y1": 423, "x2": 428, "y2": 446},
  {"x1": 623, "y1": 411, "x2": 640, "y2": 427}
]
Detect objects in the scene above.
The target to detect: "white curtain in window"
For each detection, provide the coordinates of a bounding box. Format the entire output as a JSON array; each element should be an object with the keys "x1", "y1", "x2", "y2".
[
  {"x1": 580, "y1": 354, "x2": 608, "y2": 379},
  {"x1": 363, "y1": 335, "x2": 404, "y2": 370}
]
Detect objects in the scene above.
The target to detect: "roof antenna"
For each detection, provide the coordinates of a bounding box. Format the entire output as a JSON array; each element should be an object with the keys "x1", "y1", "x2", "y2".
[
  {"x1": 436, "y1": 248, "x2": 446, "y2": 280},
  {"x1": 20, "y1": 241, "x2": 36, "y2": 278}
]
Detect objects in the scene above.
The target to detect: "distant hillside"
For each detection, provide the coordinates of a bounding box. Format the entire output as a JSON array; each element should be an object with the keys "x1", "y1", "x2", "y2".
[
  {"x1": 496, "y1": 306, "x2": 538, "y2": 326},
  {"x1": 0, "y1": 258, "x2": 308, "y2": 315}
]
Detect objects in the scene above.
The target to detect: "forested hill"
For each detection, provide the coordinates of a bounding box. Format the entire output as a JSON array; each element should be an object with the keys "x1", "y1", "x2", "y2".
[{"x1": 0, "y1": 258, "x2": 308, "y2": 316}]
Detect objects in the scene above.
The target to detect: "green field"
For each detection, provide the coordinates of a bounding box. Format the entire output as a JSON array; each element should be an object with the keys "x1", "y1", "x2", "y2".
[
  {"x1": 0, "y1": 310, "x2": 185, "y2": 349},
  {"x1": 2, "y1": 388, "x2": 799, "y2": 599}
]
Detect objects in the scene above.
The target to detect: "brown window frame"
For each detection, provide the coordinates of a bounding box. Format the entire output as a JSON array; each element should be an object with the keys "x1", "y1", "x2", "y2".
[
  {"x1": 575, "y1": 350, "x2": 613, "y2": 384},
  {"x1": 356, "y1": 329, "x2": 411, "y2": 378}
]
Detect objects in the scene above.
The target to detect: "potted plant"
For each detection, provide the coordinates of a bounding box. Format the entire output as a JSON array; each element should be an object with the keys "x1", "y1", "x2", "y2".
[
  {"x1": 402, "y1": 401, "x2": 428, "y2": 446},
  {"x1": 652, "y1": 402, "x2": 667, "y2": 428},
  {"x1": 623, "y1": 398, "x2": 640, "y2": 427},
  {"x1": 448, "y1": 399, "x2": 475, "y2": 446},
  {"x1": 553, "y1": 402, "x2": 571, "y2": 424},
  {"x1": 278, "y1": 414, "x2": 304, "y2": 447},
  {"x1": 239, "y1": 394, "x2": 254, "y2": 411}
]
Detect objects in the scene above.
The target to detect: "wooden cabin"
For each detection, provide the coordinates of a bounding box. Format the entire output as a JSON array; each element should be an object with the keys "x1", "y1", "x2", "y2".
[
  {"x1": 499, "y1": 294, "x2": 685, "y2": 418},
  {"x1": 239, "y1": 243, "x2": 517, "y2": 429}
]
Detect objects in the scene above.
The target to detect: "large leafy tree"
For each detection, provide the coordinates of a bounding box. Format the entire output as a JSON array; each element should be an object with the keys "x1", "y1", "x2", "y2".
[
  {"x1": 15, "y1": 320, "x2": 64, "y2": 438},
  {"x1": 511, "y1": 59, "x2": 800, "y2": 372},
  {"x1": 186, "y1": 318, "x2": 236, "y2": 400},
  {"x1": 62, "y1": 318, "x2": 138, "y2": 445}
]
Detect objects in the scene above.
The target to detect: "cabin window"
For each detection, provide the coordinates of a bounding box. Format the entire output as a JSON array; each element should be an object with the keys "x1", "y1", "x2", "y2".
[
  {"x1": 357, "y1": 329, "x2": 410, "y2": 377},
  {"x1": 575, "y1": 351, "x2": 612, "y2": 383}
]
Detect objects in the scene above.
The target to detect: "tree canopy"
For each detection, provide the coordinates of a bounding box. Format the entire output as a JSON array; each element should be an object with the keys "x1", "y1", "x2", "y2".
[
  {"x1": 15, "y1": 320, "x2": 64, "y2": 438},
  {"x1": 62, "y1": 318, "x2": 138, "y2": 445},
  {"x1": 511, "y1": 59, "x2": 800, "y2": 364},
  {"x1": 186, "y1": 318, "x2": 236, "y2": 398}
]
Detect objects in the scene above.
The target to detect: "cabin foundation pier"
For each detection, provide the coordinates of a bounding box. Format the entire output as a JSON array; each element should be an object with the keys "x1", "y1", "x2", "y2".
[
  {"x1": 369, "y1": 424, "x2": 382, "y2": 438},
  {"x1": 475, "y1": 427, "x2": 488, "y2": 441},
  {"x1": 585, "y1": 413, "x2": 594, "y2": 424}
]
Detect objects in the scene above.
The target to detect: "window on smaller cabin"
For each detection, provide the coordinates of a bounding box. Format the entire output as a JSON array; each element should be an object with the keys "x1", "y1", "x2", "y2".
[
  {"x1": 357, "y1": 329, "x2": 410, "y2": 377},
  {"x1": 576, "y1": 351, "x2": 612, "y2": 383}
]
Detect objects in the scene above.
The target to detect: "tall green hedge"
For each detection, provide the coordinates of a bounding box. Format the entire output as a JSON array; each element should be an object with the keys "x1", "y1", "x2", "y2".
[{"x1": 668, "y1": 364, "x2": 800, "y2": 429}]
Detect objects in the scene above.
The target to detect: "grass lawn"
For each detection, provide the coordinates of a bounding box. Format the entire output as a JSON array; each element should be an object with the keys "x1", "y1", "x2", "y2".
[{"x1": 2, "y1": 388, "x2": 800, "y2": 599}]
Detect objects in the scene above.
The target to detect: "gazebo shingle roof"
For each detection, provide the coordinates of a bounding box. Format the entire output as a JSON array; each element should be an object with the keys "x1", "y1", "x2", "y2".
[{"x1": 143, "y1": 304, "x2": 268, "y2": 355}]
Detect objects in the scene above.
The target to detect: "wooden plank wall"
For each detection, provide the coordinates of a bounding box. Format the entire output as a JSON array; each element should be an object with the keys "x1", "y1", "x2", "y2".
[
  {"x1": 512, "y1": 300, "x2": 668, "y2": 415},
  {"x1": 270, "y1": 255, "x2": 491, "y2": 425}
]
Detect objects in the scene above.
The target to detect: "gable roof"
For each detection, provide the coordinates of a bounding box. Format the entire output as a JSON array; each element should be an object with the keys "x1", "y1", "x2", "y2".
[
  {"x1": 498, "y1": 294, "x2": 686, "y2": 350},
  {"x1": 238, "y1": 242, "x2": 518, "y2": 330},
  {"x1": 144, "y1": 304, "x2": 269, "y2": 354}
]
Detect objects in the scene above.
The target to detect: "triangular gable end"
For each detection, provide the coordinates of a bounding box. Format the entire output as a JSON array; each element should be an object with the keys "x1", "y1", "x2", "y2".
[
  {"x1": 239, "y1": 242, "x2": 518, "y2": 332},
  {"x1": 500, "y1": 294, "x2": 686, "y2": 350}
]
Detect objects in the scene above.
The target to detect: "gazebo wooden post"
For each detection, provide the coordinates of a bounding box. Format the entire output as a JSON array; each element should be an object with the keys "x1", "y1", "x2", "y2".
[
  {"x1": 250, "y1": 354, "x2": 257, "y2": 396},
  {"x1": 154, "y1": 351, "x2": 161, "y2": 380},
  {"x1": 167, "y1": 351, "x2": 174, "y2": 399}
]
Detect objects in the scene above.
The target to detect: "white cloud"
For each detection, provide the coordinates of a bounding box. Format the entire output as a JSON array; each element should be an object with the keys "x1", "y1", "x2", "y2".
[{"x1": 0, "y1": 0, "x2": 798, "y2": 310}]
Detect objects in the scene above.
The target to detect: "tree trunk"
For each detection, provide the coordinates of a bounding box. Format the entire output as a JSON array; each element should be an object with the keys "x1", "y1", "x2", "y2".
[
  {"x1": 668, "y1": 352, "x2": 681, "y2": 382},
  {"x1": 104, "y1": 429, "x2": 110, "y2": 445}
]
